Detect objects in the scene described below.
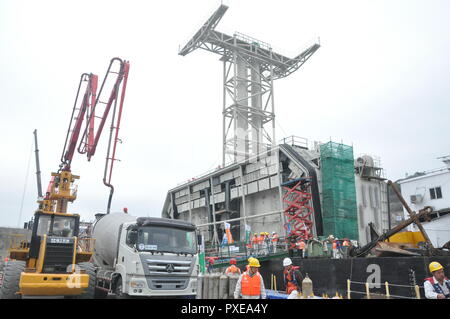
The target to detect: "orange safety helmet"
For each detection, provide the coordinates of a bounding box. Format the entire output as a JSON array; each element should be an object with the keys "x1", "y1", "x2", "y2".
[{"x1": 230, "y1": 258, "x2": 237, "y2": 265}]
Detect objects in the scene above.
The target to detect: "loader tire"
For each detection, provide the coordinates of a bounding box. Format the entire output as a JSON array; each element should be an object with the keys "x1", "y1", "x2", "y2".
[
  {"x1": 76, "y1": 262, "x2": 96, "y2": 299},
  {"x1": 0, "y1": 261, "x2": 25, "y2": 299}
]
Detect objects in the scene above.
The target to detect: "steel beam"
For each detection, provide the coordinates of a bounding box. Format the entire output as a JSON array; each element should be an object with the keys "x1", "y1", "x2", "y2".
[{"x1": 180, "y1": 5, "x2": 320, "y2": 165}]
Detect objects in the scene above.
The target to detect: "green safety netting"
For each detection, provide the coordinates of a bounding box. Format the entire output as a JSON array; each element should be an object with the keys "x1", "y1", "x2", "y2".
[{"x1": 320, "y1": 141, "x2": 358, "y2": 240}]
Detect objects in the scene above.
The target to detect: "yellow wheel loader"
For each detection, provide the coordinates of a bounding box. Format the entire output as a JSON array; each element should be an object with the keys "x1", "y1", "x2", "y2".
[
  {"x1": 0, "y1": 58, "x2": 129, "y2": 298},
  {"x1": 0, "y1": 171, "x2": 95, "y2": 299}
]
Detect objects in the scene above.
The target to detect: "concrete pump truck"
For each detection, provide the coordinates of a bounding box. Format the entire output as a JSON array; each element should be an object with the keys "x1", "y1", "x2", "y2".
[{"x1": 0, "y1": 58, "x2": 130, "y2": 298}]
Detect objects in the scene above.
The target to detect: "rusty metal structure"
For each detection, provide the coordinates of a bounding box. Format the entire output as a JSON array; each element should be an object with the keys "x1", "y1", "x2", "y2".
[{"x1": 350, "y1": 180, "x2": 448, "y2": 257}]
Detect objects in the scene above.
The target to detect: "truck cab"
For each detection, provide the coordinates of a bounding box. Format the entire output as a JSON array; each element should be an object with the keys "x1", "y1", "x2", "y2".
[{"x1": 94, "y1": 216, "x2": 199, "y2": 298}]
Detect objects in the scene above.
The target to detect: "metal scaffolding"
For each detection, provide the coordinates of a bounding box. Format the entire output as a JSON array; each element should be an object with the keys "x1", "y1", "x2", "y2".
[{"x1": 179, "y1": 4, "x2": 320, "y2": 166}]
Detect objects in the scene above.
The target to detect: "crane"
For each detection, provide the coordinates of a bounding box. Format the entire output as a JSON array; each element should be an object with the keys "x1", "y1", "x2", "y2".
[
  {"x1": 0, "y1": 58, "x2": 130, "y2": 299},
  {"x1": 46, "y1": 57, "x2": 130, "y2": 214}
]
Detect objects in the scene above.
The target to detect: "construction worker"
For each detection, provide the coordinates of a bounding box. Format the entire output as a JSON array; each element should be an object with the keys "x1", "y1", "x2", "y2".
[
  {"x1": 297, "y1": 239, "x2": 306, "y2": 258},
  {"x1": 263, "y1": 232, "x2": 270, "y2": 255},
  {"x1": 332, "y1": 240, "x2": 338, "y2": 259},
  {"x1": 265, "y1": 233, "x2": 271, "y2": 254},
  {"x1": 336, "y1": 239, "x2": 344, "y2": 258},
  {"x1": 207, "y1": 258, "x2": 215, "y2": 274},
  {"x1": 424, "y1": 262, "x2": 450, "y2": 299},
  {"x1": 258, "y1": 232, "x2": 265, "y2": 255},
  {"x1": 251, "y1": 233, "x2": 259, "y2": 255},
  {"x1": 283, "y1": 257, "x2": 303, "y2": 295},
  {"x1": 342, "y1": 238, "x2": 350, "y2": 258},
  {"x1": 271, "y1": 231, "x2": 279, "y2": 254},
  {"x1": 234, "y1": 257, "x2": 266, "y2": 299},
  {"x1": 343, "y1": 238, "x2": 350, "y2": 247},
  {"x1": 225, "y1": 258, "x2": 241, "y2": 275}
]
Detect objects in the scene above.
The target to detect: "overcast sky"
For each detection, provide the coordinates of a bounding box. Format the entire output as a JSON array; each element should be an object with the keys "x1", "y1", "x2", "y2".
[{"x1": 1, "y1": 0, "x2": 449, "y2": 227}]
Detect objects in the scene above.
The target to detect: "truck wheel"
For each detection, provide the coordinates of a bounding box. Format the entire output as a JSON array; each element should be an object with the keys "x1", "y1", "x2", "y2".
[
  {"x1": 77, "y1": 262, "x2": 96, "y2": 299},
  {"x1": 114, "y1": 277, "x2": 129, "y2": 299},
  {"x1": 0, "y1": 261, "x2": 25, "y2": 299}
]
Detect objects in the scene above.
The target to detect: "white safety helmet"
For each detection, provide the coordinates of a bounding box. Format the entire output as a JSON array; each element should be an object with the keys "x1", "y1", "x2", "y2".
[{"x1": 283, "y1": 257, "x2": 292, "y2": 267}]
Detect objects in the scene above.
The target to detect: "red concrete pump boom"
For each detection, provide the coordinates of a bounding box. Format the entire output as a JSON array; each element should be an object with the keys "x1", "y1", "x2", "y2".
[{"x1": 48, "y1": 57, "x2": 130, "y2": 214}]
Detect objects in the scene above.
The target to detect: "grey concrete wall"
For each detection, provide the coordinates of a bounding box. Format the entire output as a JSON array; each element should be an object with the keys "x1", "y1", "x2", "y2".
[
  {"x1": 355, "y1": 176, "x2": 390, "y2": 245},
  {"x1": 180, "y1": 207, "x2": 210, "y2": 241},
  {"x1": 239, "y1": 188, "x2": 283, "y2": 240}
]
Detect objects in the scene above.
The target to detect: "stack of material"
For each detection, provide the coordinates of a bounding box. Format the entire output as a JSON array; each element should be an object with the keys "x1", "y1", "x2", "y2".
[{"x1": 196, "y1": 273, "x2": 240, "y2": 299}]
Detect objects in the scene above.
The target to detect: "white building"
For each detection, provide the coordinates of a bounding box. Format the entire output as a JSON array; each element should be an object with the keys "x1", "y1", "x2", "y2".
[{"x1": 397, "y1": 156, "x2": 450, "y2": 247}]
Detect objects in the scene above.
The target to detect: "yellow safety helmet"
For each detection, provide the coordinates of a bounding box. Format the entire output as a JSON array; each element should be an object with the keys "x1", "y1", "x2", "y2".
[
  {"x1": 260, "y1": 232, "x2": 264, "y2": 235},
  {"x1": 248, "y1": 257, "x2": 261, "y2": 268},
  {"x1": 429, "y1": 261, "x2": 443, "y2": 273}
]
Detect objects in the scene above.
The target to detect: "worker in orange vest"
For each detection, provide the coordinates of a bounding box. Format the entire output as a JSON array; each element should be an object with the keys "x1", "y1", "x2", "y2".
[
  {"x1": 271, "y1": 231, "x2": 279, "y2": 253},
  {"x1": 256, "y1": 232, "x2": 264, "y2": 255},
  {"x1": 261, "y1": 232, "x2": 269, "y2": 255},
  {"x1": 332, "y1": 240, "x2": 338, "y2": 259},
  {"x1": 297, "y1": 239, "x2": 306, "y2": 258},
  {"x1": 253, "y1": 233, "x2": 261, "y2": 255},
  {"x1": 251, "y1": 233, "x2": 258, "y2": 255},
  {"x1": 234, "y1": 258, "x2": 266, "y2": 299},
  {"x1": 225, "y1": 258, "x2": 241, "y2": 275},
  {"x1": 265, "y1": 232, "x2": 271, "y2": 254},
  {"x1": 283, "y1": 257, "x2": 303, "y2": 294}
]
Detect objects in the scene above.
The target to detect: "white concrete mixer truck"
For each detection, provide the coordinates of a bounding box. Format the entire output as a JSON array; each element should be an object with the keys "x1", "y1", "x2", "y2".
[{"x1": 92, "y1": 213, "x2": 199, "y2": 298}]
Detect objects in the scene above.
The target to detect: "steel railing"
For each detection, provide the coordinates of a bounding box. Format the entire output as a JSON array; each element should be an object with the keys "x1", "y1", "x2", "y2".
[
  {"x1": 204, "y1": 237, "x2": 290, "y2": 264},
  {"x1": 8, "y1": 234, "x2": 29, "y2": 251},
  {"x1": 347, "y1": 279, "x2": 422, "y2": 299}
]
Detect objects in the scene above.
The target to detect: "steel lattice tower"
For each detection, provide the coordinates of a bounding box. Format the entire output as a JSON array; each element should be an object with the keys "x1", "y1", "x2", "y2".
[{"x1": 180, "y1": 5, "x2": 320, "y2": 165}]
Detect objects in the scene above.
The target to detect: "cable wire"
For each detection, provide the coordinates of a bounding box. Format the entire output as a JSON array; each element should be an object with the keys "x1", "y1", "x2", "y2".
[{"x1": 18, "y1": 138, "x2": 34, "y2": 227}]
